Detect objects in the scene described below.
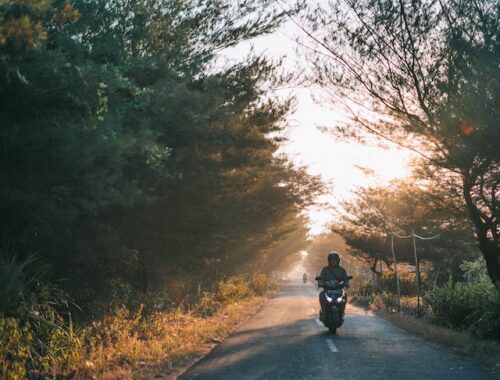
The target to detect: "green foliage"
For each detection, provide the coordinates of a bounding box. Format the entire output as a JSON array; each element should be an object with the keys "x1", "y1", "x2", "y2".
[
  {"x1": 0, "y1": 255, "x2": 85, "y2": 373},
  {"x1": 460, "y1": 259, "x2": 493, "y2": 284},
  {"x1": 192, "y1": 292, "x2": 222, "y2": 317},
  {"x1": 0, "y1": 316, "x2": 32, "y2": 380},
  {"x1": 141, "y1": 290, "x2": 175, "y2": 315},
  {"x1": 40, "y1": 318, "x2": 83, "y2": 374},
  {"x1": 0, "y1": 1, "x2": 315, "y2": 373},
  {"x1": 0, "y1": 0, "x2": 316, "y2": 316},
  {"x1": 425, "y1": 259, "x2": 500, "y2": 339},
  {"x1": 0, "y1": 255, "x2": 37, "y2": 316},
  {"x1": 0, "y1": 255, "x2": 70, "y2": 319}
]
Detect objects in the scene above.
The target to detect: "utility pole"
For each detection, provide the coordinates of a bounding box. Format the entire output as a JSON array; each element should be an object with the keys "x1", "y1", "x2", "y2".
[
  {"x1": 412, "y1": 229, "x2": 422, "y2": 315},
  {"x1": 391, "y1": 230, "x2": 440, "y2": 317},
  {"x1": 451, "y1": 222, "x2": 456, "y2": 288},
  {"x1": 391, "y1": 234, "x2": 401, "y2": 312}
]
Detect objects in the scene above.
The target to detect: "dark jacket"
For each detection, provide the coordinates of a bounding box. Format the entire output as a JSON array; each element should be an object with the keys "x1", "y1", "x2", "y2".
[{"x1": 319, "y1": 265, "x2": 349, "y2": 287}]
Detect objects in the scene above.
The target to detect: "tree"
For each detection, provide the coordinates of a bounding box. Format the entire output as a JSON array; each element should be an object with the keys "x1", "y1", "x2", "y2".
[
  {"x1": 0, "y1": 0, "x2": 319, "y2": 312},
  {"x1": 335, "y1": 179, "x2": 476, "y2": 282},
  {"x1": 306, "y1": 0, "x2": 500, "y2": 287}
]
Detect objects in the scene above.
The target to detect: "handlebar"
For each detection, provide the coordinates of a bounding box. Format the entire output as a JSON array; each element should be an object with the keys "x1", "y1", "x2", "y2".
[
  {"x1": 315, "y1": 275, "x2": 353, "y2": 289},
  {"x1": 314, "y1": 275, "x2": 353, "y2": 281}
]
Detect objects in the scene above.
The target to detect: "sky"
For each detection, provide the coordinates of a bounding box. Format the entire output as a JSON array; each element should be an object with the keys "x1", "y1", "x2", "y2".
[{"x1": 218, "y1": 7, "x2": 413, "y2": 235}]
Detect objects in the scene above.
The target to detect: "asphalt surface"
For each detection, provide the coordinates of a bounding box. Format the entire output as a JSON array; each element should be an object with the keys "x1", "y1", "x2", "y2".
[{"x1": 179, "y1": 279, "x2": 497, "y2": 380}]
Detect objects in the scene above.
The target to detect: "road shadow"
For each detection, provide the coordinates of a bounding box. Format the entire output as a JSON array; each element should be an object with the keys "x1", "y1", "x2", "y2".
[
  {"x1": 178, "y1": 318, "x2": 332, "y2": 380},
  {"x1": 179, "y1": 313, "x2": 496, "y2": 380}
]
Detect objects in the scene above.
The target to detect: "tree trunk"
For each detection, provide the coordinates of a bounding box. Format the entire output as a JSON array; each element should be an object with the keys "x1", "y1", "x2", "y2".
[
  {"x1": 463, "y1": 175, "x2": 500, "y2": 289},
  {"x1": 479, "y1": 241, "x2": 500, "y2": 290}
]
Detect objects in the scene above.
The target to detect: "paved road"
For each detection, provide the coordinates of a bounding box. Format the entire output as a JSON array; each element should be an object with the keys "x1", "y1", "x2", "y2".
[{"x1": 179, "y1": 280, "x2": 497, "y2": 380}]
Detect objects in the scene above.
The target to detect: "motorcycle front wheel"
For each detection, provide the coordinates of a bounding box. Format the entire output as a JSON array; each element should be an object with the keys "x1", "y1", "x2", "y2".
[{"x1": 328, "y1": 326, "x2": 337, "y2": 334}]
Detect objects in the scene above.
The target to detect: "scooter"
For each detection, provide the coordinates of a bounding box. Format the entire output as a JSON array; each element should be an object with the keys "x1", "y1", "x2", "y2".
[{"x1": 315, "y1": 275, "x2": 353, "y2": 334}]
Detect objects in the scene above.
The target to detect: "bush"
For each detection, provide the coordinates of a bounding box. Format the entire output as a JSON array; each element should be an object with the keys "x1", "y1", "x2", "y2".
[
  {"x1": 0, "y1": 269, "x2": 270, "y2": 376},
  {"x1": 41, "y1": 319, "x2": 83, "y2": 374},
  {"x1": 141, "y1": 290, "x2": 175, "y2": 315},
  {"x1": 189, "y1": 273, "x2": 272, "y2": 317},
  {"x1": 191, "y1": 292, "x2": 222, "y2": 317},
  {"x1": 0, "y1": 316, "x2": 32, "y2": 380},
  {"x1": 0, "y1": 255, "x2": 84, "y2": 374},
  {"x1": 475, "y1": 292, "x2": 500, "y2": 340},
  {"x1": 370, "y1": 292, "x2": 399, "y2": 311},
  {"x1": 248, "y1": 273, "x2": 269, "y2": 295},
  {"x1": 424, "y1": 259, "x2": 500, "y2": 339},
  {"x1": 217, "y1": 276, "x2": 254, "y2": 304},
  {"x1": 381, "y1": 271, "x2": 417, "y2": 296}
]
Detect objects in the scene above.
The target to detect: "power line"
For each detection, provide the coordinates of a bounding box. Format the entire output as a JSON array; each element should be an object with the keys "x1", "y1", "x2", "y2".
[{"x1": 390, "y1": 230, "x2": 440, "y2": 315}]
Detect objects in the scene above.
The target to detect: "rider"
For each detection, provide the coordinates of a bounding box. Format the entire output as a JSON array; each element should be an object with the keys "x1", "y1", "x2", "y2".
[{"x1": 318, "y1": 251, "x2": 349, "y2": 321}]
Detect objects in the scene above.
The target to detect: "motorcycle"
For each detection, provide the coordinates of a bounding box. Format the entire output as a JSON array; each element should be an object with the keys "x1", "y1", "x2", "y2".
[
  {"x1": 302, "y1": 273, "x2": 308, "y2": 283},
  {"x1": 315, "y1": 275, "x2": 353, "y2": 334}
]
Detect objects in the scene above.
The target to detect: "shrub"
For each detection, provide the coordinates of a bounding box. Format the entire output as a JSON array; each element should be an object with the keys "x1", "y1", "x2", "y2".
[
  {"x1": 217, "y1": 276, "x2": 254, "y2": 304},
  {"x1": 0, "y1": 255, "x2": 51, "y2": 317},
  {"x1": 42, "y1": 319, "x2": 83, "y2": 374},
  {"x1": 191, "y1": 292, "x2": 222, "y2": 317},
  {"x1": 370, "y1": 291, "x2": 399, "y2": 311},
  {"x1": 381, "y1": 271, "x2": 417, "y2": 296},
  {"x1": 0, "y1": 316, "x2": 32, "y2": 380},
  {"x1": 142, "y1": 290, "x2": 175, "y2": 315},
  {"x1": 248, "y1": 273, "x2": 269, "y2": 295},
  {"x1": 0, "y1": 255, "x2": 84, "y2": 374},
  {"x1": 424, "y1": 259, "x2": 499, "y2": 339}
]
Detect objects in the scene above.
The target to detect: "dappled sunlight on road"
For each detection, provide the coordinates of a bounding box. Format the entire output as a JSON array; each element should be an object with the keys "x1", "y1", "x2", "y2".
[{"x1": 181, "y1": 281, "x2": 495, "y2": 380}]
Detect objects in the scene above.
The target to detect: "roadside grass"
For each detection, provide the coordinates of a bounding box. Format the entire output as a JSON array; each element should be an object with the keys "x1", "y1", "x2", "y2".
[
  {"x1": 350, "y1": 295, "x2": 500, "y2": 376},
  {"x1": 132, "y1": 297, "x2": 265, "y2": 380},
  {"x1": 1, "y1": 273, "x2": 277, "y2": 380}
]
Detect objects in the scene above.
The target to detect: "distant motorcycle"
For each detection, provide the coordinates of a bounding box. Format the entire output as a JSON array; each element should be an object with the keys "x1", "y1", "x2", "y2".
[
  {"x1": 316, "y1": 275, "x2": 353, "y2": 334},
  {"x1": 302, "y1": 273, "x2": 308, "y2": 283}
]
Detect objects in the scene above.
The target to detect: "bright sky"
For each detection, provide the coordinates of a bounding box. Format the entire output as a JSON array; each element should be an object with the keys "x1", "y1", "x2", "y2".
[{"x1": 218, "y1": 10, "x2": 413, "y2": 235}]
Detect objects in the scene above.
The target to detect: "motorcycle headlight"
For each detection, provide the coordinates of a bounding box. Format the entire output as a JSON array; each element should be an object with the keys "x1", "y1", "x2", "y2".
[
  {"x1": 336, "y1": 296, "x2": 344, "y2": 303},
  {"x1": 325, "y1": 295, "x2": 333, "y2": 303}
]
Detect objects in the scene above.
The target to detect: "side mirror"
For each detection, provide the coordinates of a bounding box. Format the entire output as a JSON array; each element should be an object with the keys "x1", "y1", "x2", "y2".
[{"x1": 347, "y1": 276, "x2": 353, "y2": 280}]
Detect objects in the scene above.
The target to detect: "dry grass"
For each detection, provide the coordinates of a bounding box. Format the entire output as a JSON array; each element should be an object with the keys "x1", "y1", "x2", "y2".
[
  {"x1": 0, "y1": 274, "x2": 276, "y2": 380},
  {"x1": 0, "y1": 273, "x2": 277, "y2": 380},
  {"x1": 132, "y1": 298, "x2": 264, "y2": 380},
  {"x1": 72, "y1": 298, "x2": 265, "y2": 379},
  {"x1": 77, "y1": 296, "x2": 266, "y2": 379}
]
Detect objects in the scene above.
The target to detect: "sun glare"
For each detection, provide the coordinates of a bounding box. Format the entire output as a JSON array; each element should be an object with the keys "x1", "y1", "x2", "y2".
[
  {"x1": 281, "y1": 90, "x2": 413, "y2": 234},
  {"x1": 220, "y1": 23, "x2": 414, "y2": 236}
]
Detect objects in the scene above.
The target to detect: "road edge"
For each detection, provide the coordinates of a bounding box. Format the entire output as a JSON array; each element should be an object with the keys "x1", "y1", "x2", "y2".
[
  {"x1": 351, "y1": 300, "x2": 500, "y2": 378},
  {"x1": 167, "y1": 287, "x2": 280, "y2": 379}
]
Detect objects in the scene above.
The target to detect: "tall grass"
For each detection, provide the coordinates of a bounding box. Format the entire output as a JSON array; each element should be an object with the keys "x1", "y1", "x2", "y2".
[{"x1": 0, "y1": 271, "x2": 276, "y2": 379}]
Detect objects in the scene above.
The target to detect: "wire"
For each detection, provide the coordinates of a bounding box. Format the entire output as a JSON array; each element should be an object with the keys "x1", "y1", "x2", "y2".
[
  {"x1": 413, "y1": 233, "x2": 441, "y2": 240},
  {"x1": 390, "y1": 231, "x2": 440, "y2": 240},
  {"x1": 391, "y1": 232, "x2": 413, "y2": 239}
]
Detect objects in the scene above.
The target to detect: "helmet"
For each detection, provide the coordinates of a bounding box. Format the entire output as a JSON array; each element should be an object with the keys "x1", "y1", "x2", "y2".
[{"x1": 328, "y1": 251, "x2": 340, "y2": 265}]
